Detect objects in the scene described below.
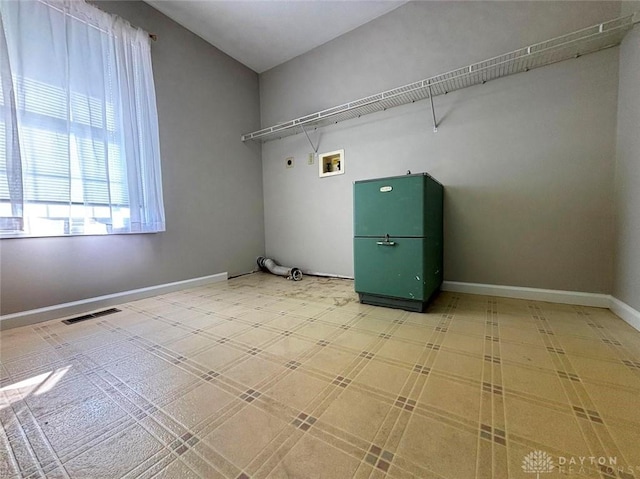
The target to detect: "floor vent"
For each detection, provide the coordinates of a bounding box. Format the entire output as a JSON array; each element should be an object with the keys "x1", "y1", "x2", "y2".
[{"x1": 62, "y1": 308, "x2": 121, "y2": 325}]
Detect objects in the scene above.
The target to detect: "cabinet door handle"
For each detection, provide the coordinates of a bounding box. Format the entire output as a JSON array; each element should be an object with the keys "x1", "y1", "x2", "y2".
[{"x1": 376, "y1": 241, "x2": 396, "y2": 246}]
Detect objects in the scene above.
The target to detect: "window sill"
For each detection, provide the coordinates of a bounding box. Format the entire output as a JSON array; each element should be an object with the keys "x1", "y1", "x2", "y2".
[{"x1": 0, "y1": 230, "x2": 163, "y2": 240}]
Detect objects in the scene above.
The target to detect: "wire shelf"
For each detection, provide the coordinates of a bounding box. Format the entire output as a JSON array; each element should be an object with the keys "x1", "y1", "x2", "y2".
[{"x1": 241, "y1": 13, "x2": 638, "y2": 143}]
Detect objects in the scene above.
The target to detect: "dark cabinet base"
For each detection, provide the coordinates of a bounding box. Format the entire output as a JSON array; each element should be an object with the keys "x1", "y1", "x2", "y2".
[{"x1": 358, "y1": 291, "x2": 439, "y2": 313}]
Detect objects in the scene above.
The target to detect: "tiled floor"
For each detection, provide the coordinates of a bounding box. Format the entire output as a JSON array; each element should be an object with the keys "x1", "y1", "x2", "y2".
[{"x1": 1, "y1": 272, "x2": 640, "y2": 479}]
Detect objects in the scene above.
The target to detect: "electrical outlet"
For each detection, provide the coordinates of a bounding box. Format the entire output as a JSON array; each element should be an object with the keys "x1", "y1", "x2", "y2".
[
  {"x1": 285, "y1": 157, "x2": 294, "y2": 168},
  {"x1": 308, "y1": 153, "x2": 315, "y2": 165}
]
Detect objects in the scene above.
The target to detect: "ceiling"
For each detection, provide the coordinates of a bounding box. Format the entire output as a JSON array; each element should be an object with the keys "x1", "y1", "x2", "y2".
[{"x1": 144, "y1": 0, "x2": 407, "y2": 73}]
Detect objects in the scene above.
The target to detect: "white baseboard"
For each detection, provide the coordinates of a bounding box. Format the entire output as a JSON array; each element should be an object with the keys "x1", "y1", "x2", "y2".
[
  {"x1": 609, "y1": 296, "x2": 640, "y2": 332},
  {"x1": 442, "y1": 281, "x2": 611, "y2": 308},
  {"x1": 4, "y1": 273, "x2": 637, "y2": 334},
  {"x1": 441, "y1": 281, "x2": 640, "y2": 332},
  {"x1": 0, "y1": 272, "x2": 228, "y2": 330}
]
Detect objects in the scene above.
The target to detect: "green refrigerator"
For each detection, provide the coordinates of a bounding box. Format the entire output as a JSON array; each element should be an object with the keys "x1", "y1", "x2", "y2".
[{"x1": 353, "y1": 173, "x2": 443, "y2": 312}]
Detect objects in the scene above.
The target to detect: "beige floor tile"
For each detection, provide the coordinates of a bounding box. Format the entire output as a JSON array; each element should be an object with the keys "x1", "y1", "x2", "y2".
[
  {"x1": 161, "y1": 309, "x2": 211, "y2": 329},
  {"x1": 607, "y1": 424, "x2": 640, "y2": 468},
  {"x1": 63, "y1": 423, "x2": 163, "y2": 478},
  {"x1": 297, "y1": 322, "x2": 340, "y2": 340},
  {"x1": 25, "y1": 372, "x2": 102, "y2": 418},
  {"x1": 189, "y1": 301, "x2": 237, "y2": 315},
  {"x1": 179, "y1": 313, "x2": 225, "y2": 330},
  {"x1": 446, "y1": 319, "x2": 487, "y2": 337},
  {"x1": 267, "y1": 434, "x2": 361, "y2": 479},
  {"x1": 419, "y1": 375, "x2": 481, "y2": 422},
  {"x1": 354, "y1": 360, "x2": 410, "y2": 396},
  {"x1": 570, "y1": 356, "x2": 640, "y2": 388},
  {"x1": 40, "y1": 394, "x2": 129, "y2": 455},
  {"x1": 504, "y1": 396, "x2": 589, "y2": 456},
  {"x1": 162, "y1": 382, "x2": 235, "y2": 429},
  {"x1": 180, "y1": 448, "x2": 227, "y2": 479},
  {"x1": 403, "y1": 311, "x2": 441, "y2": 327},
  {"x1": 144, "y1": 324, "x2": 191, "y2": 344},
  {"x1": 224, "y1": 356, "x2": 287, "y2": 388},
  {"x1": 396, "y1": 413, "x2": 478, "y2": 478},
  {"x1": 557, "y1": 336, "x2": 621, "y2": 360},
  {"x1": 495, "y1": 313, "x2": 536, "y2": 329},
  {"x1": 203, "y1": 405, "x2": 288, "y2": 468},
  {"x1": 4, "y1": 274, "x2": 640, "y2": 479},
  {"x1": 266, "y1": 314, "x2": 308, "y2": 330},
  {"x1": 332, "y1": 331, "x2": 378, "y2": 351},
  {"x1": 260, "y1": 300, "x2": 304, "y2": 313},
  {"x1": 191, "y1": 345, "x2": 247, "y2": 371},
  {"x1": 554, "y1": 325, "x2": 602, "y2": 340},
  {"x1": 2, "y1": 350, "x2": 66, "y2": 379},
  {"x1": 68, "y1": 330, "x2": 127, "y2": 352},
  {"x1": 165, "y1": 333, "x2": 217, "y2": 356},
  {"x1": 392, "y1": 323, "x2": 435, "y2": 343},
  {"x1": 125, "y1": 319, "x2": 166, "y2": 336},
  {"x1": 611, "y1": 330, "x2": 640, "y2": 352},
  {"x1": 266, "y1": 370, "x2": 330, "y2": 411},
  {"x1": 291, "y1": 304, "x2": 333, "y2": 317},
  {"x1": 431, "y1": 350, "x2": 483, "y2": 381},
  {"x1": 320, "y1": 388, "x2": 391, "y2": 442},
  {"x1": 501, "y1": 363, "x2": 569, "y2": 404},
  {"x1": 441, "y1": 332, "x2": 486, "y2": 356},
  {"x1": 206, "y1": 320, "x2": 252, "y2": 338},
  {"x1": 353, "y1": 316, "x2": 395, "y2": 334},
  {"x1": 499, "y1": 342, "x2": 557, "y2": 370},
  {"x1": 364, "y1": 307, "x2": 406, "y2": 321},
  {"x1": 108, "y1": 311, "x2": 153, "y2": 329},
  {"x1": 583, "y1": 383, "x2": 640, "y2": 426},
  {"x1": 264, "y1": 336, "x2": 316, "y2": 359},
  {"x1": 375, "y1": 339, "x2": 426, "y2": 364},
  {"x1": 153, "y1": 458, "x2": 202, "y2": 479},
  {"x1": 0, "y1": 328, "x2": 45, "y2": 344},
  {"x1": 545, "y1": 321, "x2": 596, "y2": 338},
  {"x1": 499, "y1": 325, "x2": 547, "y2": 347},
  {"x1": 233, "y1": 328, "x2": 282, "y2": 348},
  {"x1": 317, "y1": 310, "x2": 360, "y2": 325},
  {"x1": 103, "y1": 351, "x2": 171, "y2": 383},
  {"x1": 238, "y1": 310, "x2": 283, "y2": 324},
  {"x1": 128, "y1": 365, "x2": 198, "y2": 406},
  {"x1": 52, "y1": 321, "x2": 106, "y2": 341},
  {"x1": 83, "y1": 339, "x2": 144, "y2": 366},
  {"x1": 339, "y1": 299, "x2": 377, "y2": 311},
  {"x1": 304, "y1": 348, "x2": 360, "y2": 375},
  {"x1": 0, "y1": 336, "x2": 54, "y2": 361}
]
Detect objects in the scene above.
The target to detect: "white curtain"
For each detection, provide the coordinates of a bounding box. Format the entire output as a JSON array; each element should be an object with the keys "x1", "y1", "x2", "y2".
[
  {"x1": 0, "y1": 8, "x2": 23, "y2": 231},
  {"x1": 0, "y1": 0, "x2": 165, "y2": 235}
]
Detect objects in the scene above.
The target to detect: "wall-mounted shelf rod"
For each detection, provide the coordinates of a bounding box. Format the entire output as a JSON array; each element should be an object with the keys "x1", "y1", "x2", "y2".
[{"x1": 241, "y1": 13, "x2": 638, "y2": 143}]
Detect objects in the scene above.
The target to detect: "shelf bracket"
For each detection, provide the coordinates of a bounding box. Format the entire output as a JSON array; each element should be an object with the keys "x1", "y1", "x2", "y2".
[
  {"x1": 428, "y1": 82, "x2": 438, "y2": 133},
  {"x1": 301, "y1": 125, "x2": 319, "y2": 153}
]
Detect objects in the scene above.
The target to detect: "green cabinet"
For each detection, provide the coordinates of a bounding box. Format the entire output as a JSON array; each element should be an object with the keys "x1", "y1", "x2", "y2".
[{"x1": 353, "y1": 173, "x2": 443, "y2": 312}]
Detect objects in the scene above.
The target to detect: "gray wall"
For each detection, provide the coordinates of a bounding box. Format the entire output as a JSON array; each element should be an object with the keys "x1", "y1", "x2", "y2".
[
  {"x1": 0, "y1": 1, "x2": 264, "y2": 315},
  {"x1": 613, "y1": 2, "x2": 640, "y2": 310},
  {"x1": 260, "y1": 1, "x2": 620, "y2": 293}
]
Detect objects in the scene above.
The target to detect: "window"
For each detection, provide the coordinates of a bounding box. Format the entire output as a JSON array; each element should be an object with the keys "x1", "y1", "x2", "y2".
[{"x1": 0, "y1": 0, "x2": 165, "y2": 237}]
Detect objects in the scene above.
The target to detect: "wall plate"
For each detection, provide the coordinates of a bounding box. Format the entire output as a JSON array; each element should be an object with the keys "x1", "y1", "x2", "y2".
[{"x1": 318, "y1": 149, "x2": 344, "y2": 178}]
